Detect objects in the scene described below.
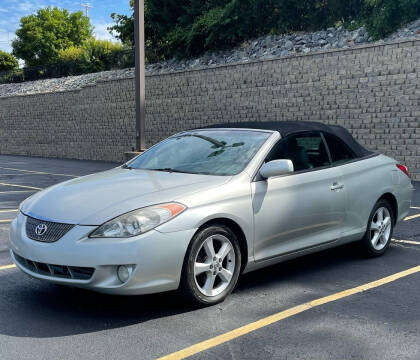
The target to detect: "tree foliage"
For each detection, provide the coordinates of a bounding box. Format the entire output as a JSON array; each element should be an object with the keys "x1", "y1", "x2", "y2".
[
  {"x1": 109, "y1": 0, "x2": 164, "y2": 62},
  {"x1": 362, "y1": 0, "x2": 420, "y2": 39},
  {"x1": 111, "y1": 0, "x2": 420, "y2": 59},
  {"x1": 58, "y1": 38, "x2": 125, "y2": 73},
  {"x1": 109, "y1": 0, "x2": 136, "y2": 46},
  {"x1": 112, "y1": 0, "x2": 370, "y2": 58},
  {"x1": 12, "y1": 7, "x2": 92, "y2": 66},
  {"x1": 0, "y1": 50, "x2": 18, "y2": 72}
]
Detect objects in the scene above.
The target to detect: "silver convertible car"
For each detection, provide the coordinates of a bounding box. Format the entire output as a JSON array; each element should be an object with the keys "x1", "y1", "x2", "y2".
[{"x1": 10, "y1": 121, "x2": 413, "y2": 305}]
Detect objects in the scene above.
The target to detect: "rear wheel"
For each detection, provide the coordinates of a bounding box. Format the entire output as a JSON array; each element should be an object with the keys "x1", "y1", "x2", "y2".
[
  {"x1": 180, "y1": 224, "x2": 241, "y2": 306},
  {"x1": 361, "y1": 199, "x2": 394, "y2": 257}
]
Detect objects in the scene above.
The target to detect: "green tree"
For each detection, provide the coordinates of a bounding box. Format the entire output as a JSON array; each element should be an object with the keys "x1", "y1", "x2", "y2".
[
  {"x1": 12, "y1": 7, "x2": 92, "y2": 66},
  {"x1": 110, "y1": 0, "x2": 354, "y2": 59},
  {"x1": 165, "y1": 0, "x2": 333, "y2": 57},
  {"x1": 109, "y1": 0, "x2": 165, "y2": 62},
  {"x1": 109, "y1": 0, "x2": 419, "y2": 60},
  {"x1": 58, "y1": 38, "x2": 126, "y2": 73},
  {"x1": 109, "y1": 0, "x2": 136, "y2": 46},
  {"x1": 57, "y1": 46, "x2": 87, "y2": 62},
  {"x1": 108, "y1": 0, "x2": 164, "y2": 62},
  {"x1": 0, "y1": 50, "x2": 18, "y2": 72},
  {"x1": 362, "y1": 0, "x2": 420, "y2": 39}
]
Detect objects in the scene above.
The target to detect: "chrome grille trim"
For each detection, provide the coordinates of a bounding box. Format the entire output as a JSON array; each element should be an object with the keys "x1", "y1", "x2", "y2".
[
  {"x1": 25, "y1": 215, "x2": 74, "y2": 243},
  {"x1": 13, "y1": 252, "x2": 94, "y2": 280}
]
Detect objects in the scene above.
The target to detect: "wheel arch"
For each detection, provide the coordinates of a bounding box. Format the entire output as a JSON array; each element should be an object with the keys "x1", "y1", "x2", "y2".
[
  {"x1": 194, "y1": 218, "x2": 249, "y2": 272},
  {"x1": 378, "y1": 192, "x2": 398, "y2": 224}
]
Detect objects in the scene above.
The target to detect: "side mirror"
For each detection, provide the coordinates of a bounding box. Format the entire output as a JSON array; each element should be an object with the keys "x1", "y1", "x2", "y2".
[{"x1": 259, "y1": 159, "x2": 294, "y2": 179}]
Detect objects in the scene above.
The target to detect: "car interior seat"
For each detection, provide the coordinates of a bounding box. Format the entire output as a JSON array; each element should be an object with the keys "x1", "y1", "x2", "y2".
[
  {"x1": 282, "y1": 137, "x2": 311, "y2": 171},
  {"x1": 266, "y1": 136, "x2": 311, "y2": 171}
]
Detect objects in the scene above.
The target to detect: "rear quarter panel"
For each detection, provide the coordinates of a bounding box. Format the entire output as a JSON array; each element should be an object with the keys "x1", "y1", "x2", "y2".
[{"x1": 338, "y1": 154, "x2": 412, "y2": 240}]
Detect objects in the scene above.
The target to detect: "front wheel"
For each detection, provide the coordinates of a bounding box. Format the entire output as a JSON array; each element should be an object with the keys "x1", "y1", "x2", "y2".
[
  {"x1": 361, "y1": 199, "x2": 395, "y2": 257},
  {"x1": 180, "y1": 224, "x2": 241, "y2": 306}
]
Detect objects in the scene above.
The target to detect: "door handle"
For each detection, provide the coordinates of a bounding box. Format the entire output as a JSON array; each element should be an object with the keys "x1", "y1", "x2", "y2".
[{"x1": 330, "y1": 182, "x2": 344, "y2": 191}]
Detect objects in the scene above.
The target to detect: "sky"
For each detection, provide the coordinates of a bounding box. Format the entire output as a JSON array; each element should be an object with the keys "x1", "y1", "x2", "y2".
[{"x1": 0, "y1": 0, "x2": 132, "y2": 54}]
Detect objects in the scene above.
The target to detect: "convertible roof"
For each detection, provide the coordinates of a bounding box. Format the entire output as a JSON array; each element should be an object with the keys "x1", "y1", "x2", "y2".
[{"x1": 198, "y1": 121, "x2": 372, "y2": 158}]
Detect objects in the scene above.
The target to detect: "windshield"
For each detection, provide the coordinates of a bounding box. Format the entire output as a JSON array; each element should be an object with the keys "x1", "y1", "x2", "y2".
[{"x1": 128, "y1": 130, "x2": 271, "y2": 176}]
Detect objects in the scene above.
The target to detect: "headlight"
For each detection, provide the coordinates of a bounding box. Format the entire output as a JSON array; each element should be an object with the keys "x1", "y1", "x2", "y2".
[{"x1": 89, "y1": 202, "x2": 186, "y2": 238}]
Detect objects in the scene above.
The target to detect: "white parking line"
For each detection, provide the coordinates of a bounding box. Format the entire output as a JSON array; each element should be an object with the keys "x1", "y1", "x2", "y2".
[
  {"x1": 0, "y1": 182, "x2": 42, "y2": 191},
  {"x1": 0, "y1": 219, "x2": 12, "y2": 223},
  {"x1": 0, "y1": 166, "x2": 77, "y2": 178},
  {"x1": 392, "y1": 239, "x2": 420, "y2": 246},
  {"x1": 0, "y1": 190, "x2": 37, "y2": 194},
  {"x1": 0, "y1": 209, "x2": 18, "y2": 213},
  {"x1": 410, "y1": 206, "x2": 420, "y2": 210},
  {"x1": 0, "y1": 264, "x2": 15, "y2": 270},
  {"x1": 404, "y1": 214, "x2": 420, "y2": 221},
  {"x1": 0, "y1": 173, "x2": 45, "y2": 176}
]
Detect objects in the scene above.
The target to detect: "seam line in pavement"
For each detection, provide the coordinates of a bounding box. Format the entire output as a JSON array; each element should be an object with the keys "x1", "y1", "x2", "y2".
[
  {"x1": 0, "y1": 182, "x2": 42, "y2": 191},
  {"x1": 404, "y1": 213, "x2": 420, "y2": 221},
  {"x1": 0, "y1": 264, "x2": 15, "y2": 270},
  {"x1": 157, "y1": 265, "x2": 420, "y2": 360},
  {"x1": 0, "y1": 166, "x2": 78, "y2": 178}
]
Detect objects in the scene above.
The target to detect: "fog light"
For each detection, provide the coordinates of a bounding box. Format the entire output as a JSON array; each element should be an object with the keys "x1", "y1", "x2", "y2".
[{"x1": 117, "y1": 265, "x2": 132, "y2": 283}]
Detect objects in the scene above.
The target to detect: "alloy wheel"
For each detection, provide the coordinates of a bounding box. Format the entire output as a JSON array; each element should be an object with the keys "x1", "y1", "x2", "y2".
[
  {"x1": 193, "y1": 234, "x2": 236, "y2": 297},
  {"x1": 370, "y1": 206, "x2": 392, "y2": 251}
]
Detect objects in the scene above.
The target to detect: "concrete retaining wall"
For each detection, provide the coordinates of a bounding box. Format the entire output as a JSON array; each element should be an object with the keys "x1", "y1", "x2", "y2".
[{"x1": 0, "y1": 39, "x2": 419, "y2": 179}]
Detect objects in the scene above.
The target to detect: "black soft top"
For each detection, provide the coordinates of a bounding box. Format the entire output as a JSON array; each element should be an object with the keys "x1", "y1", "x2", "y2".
[{"x1": 199, "y1": 121, "x2": 372, "y2": 158}]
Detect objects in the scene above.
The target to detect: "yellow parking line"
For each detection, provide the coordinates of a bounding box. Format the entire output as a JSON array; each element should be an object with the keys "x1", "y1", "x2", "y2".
[
  {"x1": 392, "y1": 239, "x2": 420, "y2": 246},
  {"x1": 0, "y1": 209, "x2": 18, "y2": 213},
  {"x1": 404, "y1": 214, "x2": 420, "y2": 221},
  {"x1": 0, "y1": 219, "x2": 12, "y2": 223},
  {"x1": 157, "y1": 265, "x2": 420, "y2": 360},
  {"x1": 0, "y1": 166, "x2": 77, "y2": 178},
  {"x1": 0, "y1": 264, "x2": 15, "y2": 271},
  {"x1": 0, "y1": 182, "x2": 42, "y2": 191}
]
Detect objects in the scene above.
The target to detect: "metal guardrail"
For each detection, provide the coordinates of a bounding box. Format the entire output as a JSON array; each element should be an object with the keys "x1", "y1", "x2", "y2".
[{"x1": 0, "y1": 48, "x2": 135, "y2": 84}]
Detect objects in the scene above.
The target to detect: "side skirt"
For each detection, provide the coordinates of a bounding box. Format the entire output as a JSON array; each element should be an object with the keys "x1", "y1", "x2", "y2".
[{"x1": 242, "y1": 233, "x2": 363, "y2": 274}]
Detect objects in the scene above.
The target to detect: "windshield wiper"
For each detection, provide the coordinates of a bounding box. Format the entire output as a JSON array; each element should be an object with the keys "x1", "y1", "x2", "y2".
[
  {"x1": 181, "y1": 134, "x2": 226, "y2": 148},
  {"x1": 149, "y1": 168, "x2": 190, "y2": 174}
]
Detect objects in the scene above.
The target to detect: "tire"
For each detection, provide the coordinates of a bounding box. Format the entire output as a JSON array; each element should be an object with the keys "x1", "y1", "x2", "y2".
[
  {"x1": 180, "y1": 224, "x2": 242, "y2": 306},
  {"x1": 360, "y1": 199, "x2": 395, "y2": 257}
]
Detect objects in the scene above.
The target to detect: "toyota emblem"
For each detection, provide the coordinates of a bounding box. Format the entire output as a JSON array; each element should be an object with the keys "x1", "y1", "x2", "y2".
[{"x1": 35, "y1": 223, "x2": 48, "y2": 236}]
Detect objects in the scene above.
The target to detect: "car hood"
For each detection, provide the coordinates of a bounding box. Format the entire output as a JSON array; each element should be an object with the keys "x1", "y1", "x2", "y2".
[{"x1": 21, "y1": 167, "x2": 231, "y2": 225}]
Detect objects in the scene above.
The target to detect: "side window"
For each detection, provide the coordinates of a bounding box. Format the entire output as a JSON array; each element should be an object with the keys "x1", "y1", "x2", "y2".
[
  {"x1": 323, "y1": 133, "x2": 356, "y2": 165},
  {"x1": 266, "y1": 132, "x2": 330, "y2": 172}
]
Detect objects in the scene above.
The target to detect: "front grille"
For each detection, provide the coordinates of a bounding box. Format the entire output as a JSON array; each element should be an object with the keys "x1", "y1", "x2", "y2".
[
  {"x1": 13, "y1": 252, "x2": 95, "y2": 280},
  {"x1": 25, "y1": 215, "x2": 74, "y2": 243}
]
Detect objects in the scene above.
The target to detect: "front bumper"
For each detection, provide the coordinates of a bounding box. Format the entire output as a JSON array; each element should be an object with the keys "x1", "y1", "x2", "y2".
[{"x1": 9, "y1": 212, "x2": 196, "y2": 295}]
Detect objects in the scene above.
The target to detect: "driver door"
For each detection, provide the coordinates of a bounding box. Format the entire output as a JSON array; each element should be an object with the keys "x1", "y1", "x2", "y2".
[{"x1": 252, "y1": 131, "x2": 346, "y2": 261}]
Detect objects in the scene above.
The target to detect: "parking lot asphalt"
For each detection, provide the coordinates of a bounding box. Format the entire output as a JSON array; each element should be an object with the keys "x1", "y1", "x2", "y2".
[{"x1": 0, "y1": 154, "x2": 419, "y2": 360}]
